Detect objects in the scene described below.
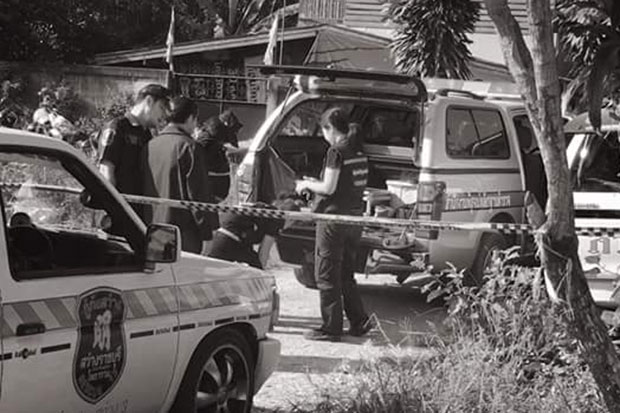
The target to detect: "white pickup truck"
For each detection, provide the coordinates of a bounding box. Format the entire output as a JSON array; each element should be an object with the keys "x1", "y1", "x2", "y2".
[
  {"x1": 0, "y1": 127, "x2": 280, "y2": 413},
  {"x1": 237, "y1": 66, "x2": 537, "y2": 285}
]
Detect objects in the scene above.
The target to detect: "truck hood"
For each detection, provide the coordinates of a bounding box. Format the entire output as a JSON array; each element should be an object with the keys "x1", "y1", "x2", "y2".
[{"x1": 174, "y1": 252, "x2": 270, "y2": 285}]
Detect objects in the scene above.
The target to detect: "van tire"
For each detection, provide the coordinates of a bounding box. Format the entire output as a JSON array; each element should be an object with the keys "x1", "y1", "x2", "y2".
[
  {"x1": 468, "y1": 233, "x2": 507, "y2": 286},
  {"x1": 170, "y1": 329, "x2": 255, "y2": 413}
]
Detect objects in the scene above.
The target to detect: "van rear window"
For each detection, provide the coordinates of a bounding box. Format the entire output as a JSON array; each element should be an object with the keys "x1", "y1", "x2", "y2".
[{"x1": 446, "y1": 107, "x2": 510, "y2": 159}]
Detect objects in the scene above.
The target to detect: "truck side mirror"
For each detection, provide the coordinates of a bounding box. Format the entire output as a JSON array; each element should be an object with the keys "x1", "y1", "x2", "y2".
[{"x1": 145, "y1": 224, "x2": 181, "y2": 264}]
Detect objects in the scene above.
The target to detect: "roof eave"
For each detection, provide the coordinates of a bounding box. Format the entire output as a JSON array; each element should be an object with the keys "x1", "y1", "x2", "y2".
[{"x1": 94, "y1": 25, "x2": 325, "y2": 65}]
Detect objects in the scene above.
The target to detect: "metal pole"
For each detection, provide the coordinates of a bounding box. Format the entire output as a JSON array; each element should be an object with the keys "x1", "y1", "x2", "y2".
[{"x1": 279, "y1": 1, "x2": 285, "y2": 65}]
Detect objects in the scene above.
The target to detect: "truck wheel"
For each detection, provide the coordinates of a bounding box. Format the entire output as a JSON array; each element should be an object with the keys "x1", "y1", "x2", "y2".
[
  {"x1": 171, "y1": 329, "x2": 255, "y2": 413},
  {"x1": 468, "y1": 233, "x2": 507, "y2": 286}
]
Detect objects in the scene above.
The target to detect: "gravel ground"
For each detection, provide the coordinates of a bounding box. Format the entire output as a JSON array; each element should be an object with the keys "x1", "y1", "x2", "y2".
[{"x1": 253, "y1": 255, "x2": 446, "y2": 412}]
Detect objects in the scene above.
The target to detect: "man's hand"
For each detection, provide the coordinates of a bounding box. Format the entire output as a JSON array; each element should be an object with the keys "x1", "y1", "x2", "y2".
[
  {"x1": 295, "y1": 179, "x2": 309, "y2": 194},
  {"x1": 225, "y1": 145, "x2": 246, "y2": 164}
]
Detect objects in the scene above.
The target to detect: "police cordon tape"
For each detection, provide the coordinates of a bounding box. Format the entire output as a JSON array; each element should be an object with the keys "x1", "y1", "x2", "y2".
[{"x1": 3, "y1": 181, "x2": 620, "y2": 237}]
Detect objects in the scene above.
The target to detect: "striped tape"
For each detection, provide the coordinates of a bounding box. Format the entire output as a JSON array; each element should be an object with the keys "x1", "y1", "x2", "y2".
[
  {"x1": 4, "y1": 182, "x2": 619, "y2": 237},
  {"x1": 1, "y1": 278, "x2": 273, "y2": 338}
]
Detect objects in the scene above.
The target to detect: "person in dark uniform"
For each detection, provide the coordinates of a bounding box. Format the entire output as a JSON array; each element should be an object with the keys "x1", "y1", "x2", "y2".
[
  {"x1": 208, "y1": 210, "x2": 266, "y2": 269},
  {"x1": 295, "y1": 107, "x2": 372, "y2": 342},
  {"x1": 196, "y1": 116, "x2": 234, "y2": 203},
  {"x1": 208, "y1": 199, "x2": 300, "y2": 269},
  {"x1": 142, "y1": 96, "x2": 214, "y2": 254},
  {"x1": 98, "y1": 84, "x2": 170, "y2": 216},
  {"x1": 219, "y1": 109, "x2": 243, "y2": 149}
]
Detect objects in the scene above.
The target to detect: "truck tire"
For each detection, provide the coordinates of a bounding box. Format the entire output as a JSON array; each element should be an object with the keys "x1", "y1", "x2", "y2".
[
  {"x1": 468, "y1": 233, "x2": 507, "y2": 286},
  {"x1": 170, "y1": 329, "x2": 255, "y2": 413}
]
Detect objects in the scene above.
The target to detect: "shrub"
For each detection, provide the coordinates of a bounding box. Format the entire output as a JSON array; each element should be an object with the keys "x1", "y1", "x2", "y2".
[{"x1": 293, "y1": 261, "x2": 608, "y2": 413}]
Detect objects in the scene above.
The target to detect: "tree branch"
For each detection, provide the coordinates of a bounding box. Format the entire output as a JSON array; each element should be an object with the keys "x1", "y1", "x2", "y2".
[{"x1": 483, "y1": 0, "x2": 540, "y2": 132}]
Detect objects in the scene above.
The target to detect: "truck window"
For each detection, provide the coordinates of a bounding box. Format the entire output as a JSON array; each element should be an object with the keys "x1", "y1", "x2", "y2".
[
  {"x1": 362, "y1": 108, "x2": 418, "y2": 148},
  {"x1": 0, "y1": 150, "x2": 143, "y2": 279},
  {"x1": 513, "y1": 114, "x2": 536, "y2": 152},
  {"x1": 569, "y1": 131, "x2": 620, "y2": 192},
  {"x1": 272, "y1": 100, "x2": 353, "y2": 179},
  {"x1": 447, "y1": 107, "x2": 510, "y2": 159}
]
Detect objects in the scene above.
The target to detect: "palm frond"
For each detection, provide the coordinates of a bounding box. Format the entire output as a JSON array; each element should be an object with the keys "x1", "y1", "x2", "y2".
[
  {"x1": 388, "y1": 0, "x2": 480, "y2": 79},
  {"x1": 587, "y1": 40, "x2": 620, "y2": 130}
]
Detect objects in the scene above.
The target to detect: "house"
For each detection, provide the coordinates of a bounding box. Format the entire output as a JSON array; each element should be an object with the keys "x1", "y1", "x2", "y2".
[
  {"x1": 94, "y1": 16, "x2": 514, "y2": 141},
  {"x1": 311, "y1": 0, "x2": 530, "y2": 65}
]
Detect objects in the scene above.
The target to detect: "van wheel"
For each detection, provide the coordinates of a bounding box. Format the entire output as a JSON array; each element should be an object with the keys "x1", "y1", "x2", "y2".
[
  {"x1": 170, "y1": 329, "x2": 255, "y2": 413},
  {"x1": 468, "y1": 233, "x2": 507, "y2": 286}
]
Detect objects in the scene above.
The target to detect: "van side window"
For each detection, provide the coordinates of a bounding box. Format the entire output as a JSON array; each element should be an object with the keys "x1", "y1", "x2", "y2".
[
  {"x1": 447, "y1": 107, "x2": 510, "y2": 159},
  {"x1": 363, "y1": 109, "x2": 418, "y2": 148}
]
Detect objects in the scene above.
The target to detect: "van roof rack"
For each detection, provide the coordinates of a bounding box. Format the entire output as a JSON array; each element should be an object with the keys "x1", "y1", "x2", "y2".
[
  {"x1": 424, "y1": 78, "x2": 522, "y2": 101},
  {"x1": 435, "y1": 88, "x2": 484, "y2": 100},
  {"x1": 252, "y1": 64, "x2": 428, "y2": 102},
  {"x1": 253, "y1": 64, "x2": 417, "y2": 84}
]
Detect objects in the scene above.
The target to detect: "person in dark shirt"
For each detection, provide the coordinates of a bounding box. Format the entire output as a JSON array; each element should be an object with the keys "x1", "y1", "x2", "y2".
[
  {"x1": 219, "y1": 109, "x2": 243, "y2": 149},
  {"x1": 195, "y1": 110, "x2": 244, "y2": 201},
  {"x1": 98, "y1": 84, "x2": 171, "y2": 210},
  {"x1": 208, "y1": 199, "x2": 299, "y2": 269},
  {"x1": 142, "y1": 96, "x2": 213, "y2": 254},
  {"x1": 295, "y1": 107, "x2": 372, "y2": 342},
  {"x1": 196, "y1": 116, "x2": 234, "y2": 203}
]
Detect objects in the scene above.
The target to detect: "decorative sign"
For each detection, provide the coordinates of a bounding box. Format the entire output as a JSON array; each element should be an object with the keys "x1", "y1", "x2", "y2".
[
  {"x1": 175, "y1": 61, "x2": 266, "y2": 103},
  {"x1": 73, "y1": 288, "x2": 126, "y2": 404}
]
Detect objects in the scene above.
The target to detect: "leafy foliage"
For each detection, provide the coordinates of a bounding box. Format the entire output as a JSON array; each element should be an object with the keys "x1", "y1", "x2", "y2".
[
  {"x1": 388, "y1": 0, "x2": 480, "y2": 79},
  {"x1": 555, "y1": 0, "x2": 620, "y2": 126},
  {"x1": 0, "y1": 0, "x2": 287, "y2": 64},
  {"x1": 292, "y1": 262, "x2": 608, "y2": 413}
]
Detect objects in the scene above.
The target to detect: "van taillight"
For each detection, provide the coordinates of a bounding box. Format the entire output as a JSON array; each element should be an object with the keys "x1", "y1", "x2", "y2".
[{"x1": 416, "y1": 182, "x2": 445, "y2": 240}]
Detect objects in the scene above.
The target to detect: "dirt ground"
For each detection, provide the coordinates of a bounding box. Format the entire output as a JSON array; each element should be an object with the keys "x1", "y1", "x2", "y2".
[{"x1": 253, "y1": 256, "x2": 447, "y2": 412}]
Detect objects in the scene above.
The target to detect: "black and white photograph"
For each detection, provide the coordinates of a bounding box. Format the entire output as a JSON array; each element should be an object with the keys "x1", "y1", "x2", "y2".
[{"x1": 1, "y1": 0, "x2": 620, "y2": 411}]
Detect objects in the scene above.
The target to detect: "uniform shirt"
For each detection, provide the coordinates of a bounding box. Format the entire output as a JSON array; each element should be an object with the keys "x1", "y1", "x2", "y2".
[
  {"x1": 198, "y1": 138, "x2": 231, "y2": 202},
  {"x1": 142, "y1": 124, "x2": 214, "y2": 251},
  {"x1": 312, "y1": 137, "x2": 369, "y2": 215},
  {"x1": 98, "y1": 115, "x2": 152, "y2": 196}
]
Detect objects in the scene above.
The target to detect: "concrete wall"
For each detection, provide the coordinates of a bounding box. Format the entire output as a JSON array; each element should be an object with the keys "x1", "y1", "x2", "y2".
[{"x1": 0, "y1": 61, "x2": 169, "y2": 115}]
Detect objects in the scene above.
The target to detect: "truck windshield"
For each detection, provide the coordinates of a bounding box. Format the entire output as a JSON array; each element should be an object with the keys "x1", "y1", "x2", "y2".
[{"x1": 568, "y1": 131, "x2": 620, "y2": 192}]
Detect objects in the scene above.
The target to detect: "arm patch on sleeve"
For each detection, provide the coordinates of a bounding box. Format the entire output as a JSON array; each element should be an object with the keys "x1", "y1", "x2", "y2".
[{"x1": 325, "y1": 147, "x2": 343, "y2": 169}]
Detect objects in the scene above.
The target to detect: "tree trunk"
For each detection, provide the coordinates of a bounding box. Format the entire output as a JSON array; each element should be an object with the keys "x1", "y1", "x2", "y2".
[{"x1": 483, "y1": 0, "x2": 620, "y2": 410}]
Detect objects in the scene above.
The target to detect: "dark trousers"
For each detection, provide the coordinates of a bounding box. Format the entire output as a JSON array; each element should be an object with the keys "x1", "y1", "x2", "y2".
[
  {"x1": 180, "y1": 226, "x2": 202, "y2": 254},
  {"x1": 315, "y1": 221, "x2": 367, "y2": 335},
  {"x1": 208, "y1": 231, "x2": 263, "y2": 269}
]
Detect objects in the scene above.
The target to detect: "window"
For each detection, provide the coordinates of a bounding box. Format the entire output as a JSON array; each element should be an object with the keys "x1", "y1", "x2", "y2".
[
  {"x1": 513, "y1": 114, "x2": 535, "y2": 152},
  {"x1": 0, "y1": 150, "x2": 143, "y2": 279},
  {"x1": 446, "y1": 107, "x2": 510, "y2": 159},
  {"x1": 273, "y1": 100, "x2": 353, "y2": 178},
  {"x1": 362, "y1": 108, "x2": 418, "y2": 148},
  {"x1": 569, "y1": 132, "x2": 620, "y2": 192}
]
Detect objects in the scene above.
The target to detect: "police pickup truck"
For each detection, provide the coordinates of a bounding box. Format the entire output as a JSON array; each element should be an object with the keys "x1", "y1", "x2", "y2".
[
  {"x1": 0, "y1": 127, "x2": 279, "y2": 412},
  {"x1": 237, "y1": 66, "x2": 537, "y2": 285}
]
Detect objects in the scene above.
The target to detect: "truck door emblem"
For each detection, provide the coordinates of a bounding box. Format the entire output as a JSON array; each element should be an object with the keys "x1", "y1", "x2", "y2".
[{"x1": 73, "y1": 288, "x2": 126, "y2": 404}]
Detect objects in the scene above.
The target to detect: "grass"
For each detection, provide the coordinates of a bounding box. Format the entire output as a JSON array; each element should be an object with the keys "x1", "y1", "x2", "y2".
[{"x1": 288, "y1": 264, "x2": 608, "y2": 413}]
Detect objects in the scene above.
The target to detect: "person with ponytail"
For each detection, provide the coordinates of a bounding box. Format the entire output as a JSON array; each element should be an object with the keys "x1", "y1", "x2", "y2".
[{"x1": 295, "y1": 107, "x2": 373, "y2": 341}]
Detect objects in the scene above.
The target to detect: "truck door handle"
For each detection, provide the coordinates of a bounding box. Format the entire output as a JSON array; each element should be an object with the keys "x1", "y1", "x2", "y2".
[{"x1": 16, "y1": 322, "x2": 46, "y2": 336}]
